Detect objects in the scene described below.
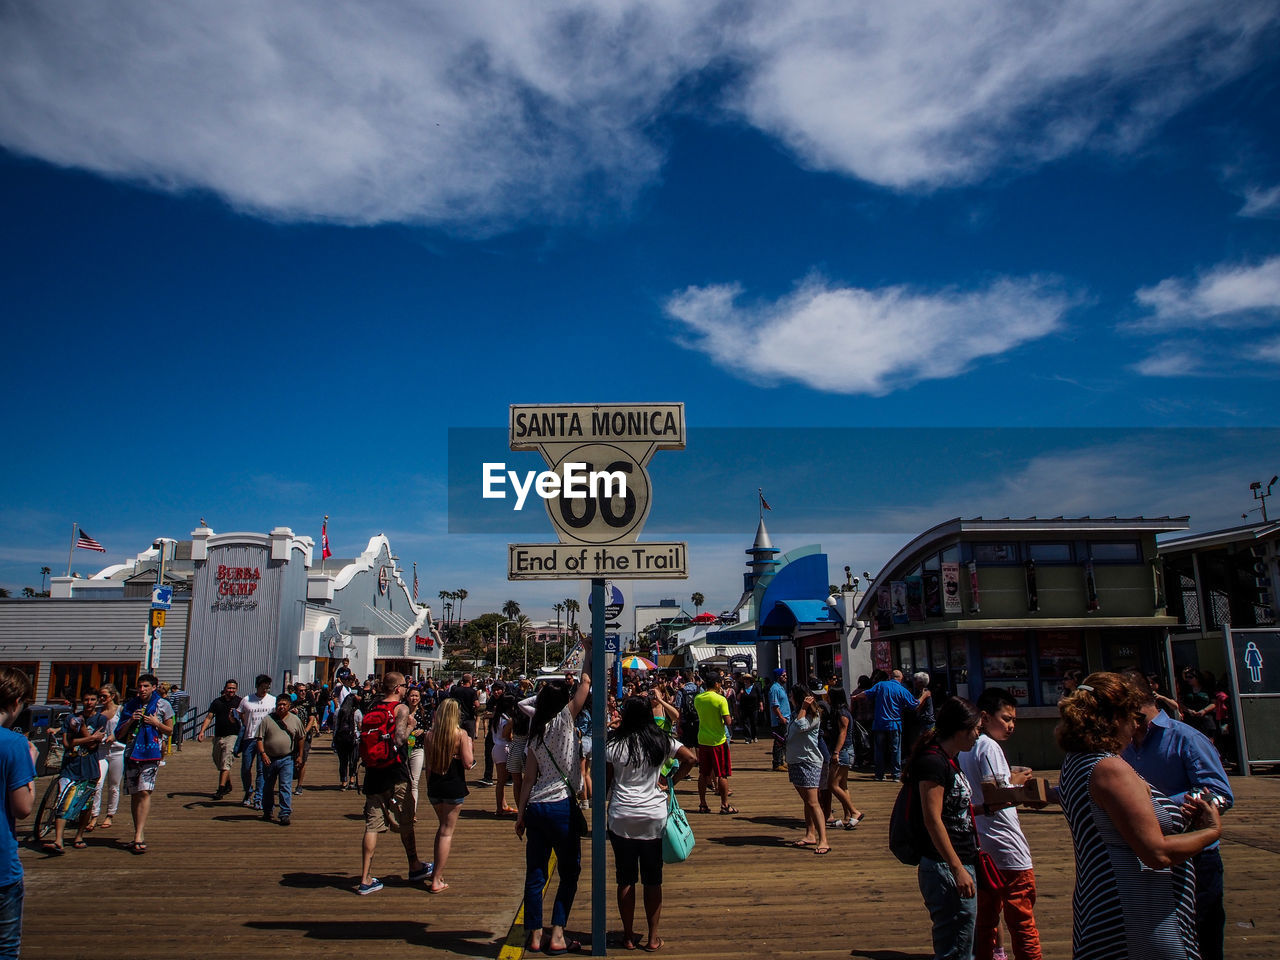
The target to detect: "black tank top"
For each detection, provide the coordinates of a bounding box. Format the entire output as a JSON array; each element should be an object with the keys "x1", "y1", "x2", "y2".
[{"x1": 427, "y1": 756, "x2": 468, "y2": 801}]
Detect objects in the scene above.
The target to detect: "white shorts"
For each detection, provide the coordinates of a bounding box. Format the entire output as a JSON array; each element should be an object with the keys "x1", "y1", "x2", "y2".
[{"x1": 124, "y1": 760, "x2": 160, "y2": 795}]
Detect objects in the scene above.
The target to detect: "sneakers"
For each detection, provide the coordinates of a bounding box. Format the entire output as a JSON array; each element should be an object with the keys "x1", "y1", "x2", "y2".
[
  {"x1": 477, "y1": 779, "x2": 494, "y2": 786},
  {"x1": 278, "y1": 817, "x2": 291, "y2": 827},
  {"x1": 242, "y1": 797, "x2": 254, "y2": 807},
  {"x1": 407, "y1": 861, "x2": 435, "y2": 882},
  {"x1": 356, "y1": 878, "x2": 383, "y2": 896}
]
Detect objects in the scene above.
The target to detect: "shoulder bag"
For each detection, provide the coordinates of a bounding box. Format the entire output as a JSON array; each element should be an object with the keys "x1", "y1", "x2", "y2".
[
  {"x1": 543, "y1": 742, "x2": 590, "y2": 837},
  {"x1": 661, "y1": 782, "x2": 695, "y2": 863}
]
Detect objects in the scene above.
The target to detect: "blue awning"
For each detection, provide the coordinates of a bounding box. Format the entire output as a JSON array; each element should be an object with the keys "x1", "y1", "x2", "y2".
[{"x1": 758, "y1": 599, "x2": 843, "y2": 635}]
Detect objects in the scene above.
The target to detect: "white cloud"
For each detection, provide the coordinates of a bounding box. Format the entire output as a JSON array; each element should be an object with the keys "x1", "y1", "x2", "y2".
[
  {"x1": 730, "y1": 0, "x2": 1275, "y2": 189},
  {"x1": 1130, "y1": 345, "x2": 1202, "y2": 377},
  {"x1": 664, "y1": 275, "x2": 1072, "y2": 394},
  {"x1": 0, "y1": 1, "x2": 1273, "y2": 226},
  {"x1": 1239, "y1": 184, "x2": 1280, "y2": 219},
  {"x1": 1258, "y1": 337, "x2": 1280, "y2": 365},
  {"x1": 1131, "y1": 256, "x2": 1280, "y2": 330}
]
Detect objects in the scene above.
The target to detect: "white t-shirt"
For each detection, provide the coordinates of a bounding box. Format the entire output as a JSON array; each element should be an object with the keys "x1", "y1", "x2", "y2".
[
  {"x1": 606, "y1": 735, "x2": 681, "y2": 840},
  {"x1": 959, "y1": 733, "x2": 1033, "y2": 872},
  {"x1": 238, "y1": 693, "x2": 277, "y2": 739}
]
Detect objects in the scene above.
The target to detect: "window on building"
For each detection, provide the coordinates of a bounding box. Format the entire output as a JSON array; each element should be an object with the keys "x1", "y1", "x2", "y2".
[
  {"x1": 1037, "y1": 633, "x2": 1084, "y2": 704},
  {"x1": 972, "y1": 542, "x2": 1019, "y2": 564},
  {"x1": 1089, "y1": 541, "x2": 1141, "y2": 562},
  {"x1": 48, "y1": 662, "x2": 139, "y2": 702},
  {"x1": 1028, "y1": 542, "x2": 1074, "y2": 563},
  {"x1": 981, "y1": 635, "x2": 1031, "y2": 704},
  {"x1": 897, "y1": 640, "x2": 914, "y2": 672},
  {"x1": 922, "y1": 552, "x2": 941, "y2": 571}
]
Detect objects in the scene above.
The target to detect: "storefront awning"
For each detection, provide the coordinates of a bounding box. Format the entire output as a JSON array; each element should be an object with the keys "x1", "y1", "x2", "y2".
[{"x1": 759, "y1": 599, "x2": 843, "y2": 636}]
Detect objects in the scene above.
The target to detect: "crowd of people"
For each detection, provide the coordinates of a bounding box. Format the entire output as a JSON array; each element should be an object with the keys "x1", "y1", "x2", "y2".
[{"x1": 0, "y1": 652, "x2": 1246, "y2": 959}]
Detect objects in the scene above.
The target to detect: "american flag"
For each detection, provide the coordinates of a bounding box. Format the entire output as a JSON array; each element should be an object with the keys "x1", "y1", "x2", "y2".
[
  {"x1": 75, "y1": 528, "x2": 106, "y2": 552},
  {"x1": 412, "y1": 562, "x2": 419, "y2": 602}
]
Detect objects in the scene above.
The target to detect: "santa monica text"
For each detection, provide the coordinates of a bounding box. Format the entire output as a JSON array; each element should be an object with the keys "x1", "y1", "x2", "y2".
[{"x1": 482, "y1": 462, "x2": 627, "y2": 511}]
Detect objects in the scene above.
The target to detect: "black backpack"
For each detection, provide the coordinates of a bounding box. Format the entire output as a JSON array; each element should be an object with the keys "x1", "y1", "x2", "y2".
[
  {"x1": 888, "y1": 776, "x2": 924, "y2": 865},
  {"x1": 679, "y1": 685, "x2": 700, "y2": 733}
]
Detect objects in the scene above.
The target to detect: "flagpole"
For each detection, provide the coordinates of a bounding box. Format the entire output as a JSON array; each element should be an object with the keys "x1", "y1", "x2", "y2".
[
  {"x1": 66, "y1": 522, "x2": 77, "y2": 577},
  {"x1": 758, "y1": 488, "x2": 763, "y2": 520}
]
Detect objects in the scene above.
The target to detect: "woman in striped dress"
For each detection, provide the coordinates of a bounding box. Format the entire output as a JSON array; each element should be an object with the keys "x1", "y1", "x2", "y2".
[{"x1": 1056, "y1": 672, "x2": 1222, "y2": 960}]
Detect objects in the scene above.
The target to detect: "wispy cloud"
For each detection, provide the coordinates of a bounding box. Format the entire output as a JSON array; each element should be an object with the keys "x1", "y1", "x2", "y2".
[
  {"x1": 1239, "y1": 184, "x2": 1280, "y2": 219},
  {"x1": 664, "y1": 275, "x2": 1073, "y2": 395},
  {"x1": 0, "y1": 1, "x2": 1273, "y2": 227},
  {"x1": 1126, "y1": 255, "x2": 1280, "y2": 377},
  {"x1": 1130, "y1": 255, "x2": 1280, "y2": 331}
]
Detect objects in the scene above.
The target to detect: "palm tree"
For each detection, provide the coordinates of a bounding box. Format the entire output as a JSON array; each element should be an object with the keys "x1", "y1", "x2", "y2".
[
  {"x1": 564, "y1": 598, "x2": 579, "y2": 631},
  {"x1": 21, "y1": 587, "x2": 36, "y2": 598},
  {"x1": 502, "y1": 599, "x2": 521, "y2": 620},
  {"x1": 553, "y1": 602, "x2": 564, "y2": 643},
  {"x1": 455, "y1": 588, "x2": 468, "y2": 624},
  {"x1": 691, "y1": 591, "x2": 704, "y2": 615},
  {"x1": 40, "y1": 566, "x2": 51, "y2": 594}
]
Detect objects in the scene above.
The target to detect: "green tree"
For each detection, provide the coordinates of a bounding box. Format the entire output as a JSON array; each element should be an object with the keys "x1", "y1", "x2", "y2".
[
  {"x1": 21, "y1": 587, "x2": 36, "y2": 598},
  {"x1": 691, "y1": 591, "x2": 704, "y2": 614},
  {"x1": 502, "y1": 599, "x2": 521, "y2": 620},
  {"x1": 40, "y1": 566, "x2": 51, "y2": 594},
  {"x1": 0, "y1": 587, "x2": 10, "y2": 598},
  {"x1": 564, "y1": 598, "x2": 579, "y2": 631},
  {"x1": 455, "y1": 588, "x2": 468, "y2": 624}
]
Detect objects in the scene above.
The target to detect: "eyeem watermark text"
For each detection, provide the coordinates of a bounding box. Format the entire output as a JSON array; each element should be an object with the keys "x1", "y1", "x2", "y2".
[{"x1": 482, "y1": 462, "x2": 627, "y2": 511}]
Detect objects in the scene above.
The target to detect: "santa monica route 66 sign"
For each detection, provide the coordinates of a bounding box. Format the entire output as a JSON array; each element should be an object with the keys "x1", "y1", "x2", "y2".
[{"x1": 507, "y1": 402, "x2": 688, "y2": 580}]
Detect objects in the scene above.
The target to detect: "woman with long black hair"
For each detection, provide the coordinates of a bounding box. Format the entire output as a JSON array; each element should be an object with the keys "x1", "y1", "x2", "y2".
[
  {"x1": 515, "y1": 646, "x2": 592, "y2": 955},
  {"x1": 904, "y1": 696, "x2": 982, "y2": 960},
  {"x1": 605, "y1": 697, "x2": 695, "y2": 951}
]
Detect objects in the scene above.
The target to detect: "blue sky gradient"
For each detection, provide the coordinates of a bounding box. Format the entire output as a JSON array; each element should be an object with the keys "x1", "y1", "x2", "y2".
[{"x1": 3, "y1": 1, "x2": 1279, "y2": 617}]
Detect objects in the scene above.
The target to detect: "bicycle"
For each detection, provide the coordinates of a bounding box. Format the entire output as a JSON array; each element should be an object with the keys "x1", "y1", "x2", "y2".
[{"x1": 31, "y1": 777, "x2": 62, "y2": 842}]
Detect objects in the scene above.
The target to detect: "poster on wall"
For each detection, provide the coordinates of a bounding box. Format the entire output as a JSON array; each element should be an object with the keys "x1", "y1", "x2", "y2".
[
  {"x1": 941, "y1": 562, "x2": 962, "y2": 614},
  {"x1": 872, "y1": 640, "x2": 893, "y2": 673},
  {"x1": 969, "y1": 562, "x2": 981, "y2": 613},
  {"x1": 890, "y1": 581, "x2": 909, "y2": 624},
  {"x1": 1039, "y1": 633, "x2": 1083, "y2": 678},
  {"x1": 923, "y1": 571, "x2": 942, "y2": 617},
  {"x1": 982, "y1": 636, "x2": 1030, "y2": 678},
  {"x1": 905, "y1": 576, "x2": 925, "y2": 621},
  {"x1": 877, "y1": 584, "x2": 894, "y2": 630}
]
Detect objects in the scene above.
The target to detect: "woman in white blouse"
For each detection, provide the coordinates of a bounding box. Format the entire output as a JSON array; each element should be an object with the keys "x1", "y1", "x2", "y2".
[
  {"x1": 605, "y1": 696, "x2": 695, "y2": 952},
  {"x1": 515, "y1": 648, "x2": 592, "y2": 955}
]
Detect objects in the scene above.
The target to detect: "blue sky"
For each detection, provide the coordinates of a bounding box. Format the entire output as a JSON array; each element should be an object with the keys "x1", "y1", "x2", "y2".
[{"x1": 2, "y1": 2, "x2": 1279, "y2": 619}]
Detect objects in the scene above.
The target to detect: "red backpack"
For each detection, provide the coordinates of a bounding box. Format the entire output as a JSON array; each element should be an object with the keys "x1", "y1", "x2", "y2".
[{"x1": 359, "y1": 699, "x2": 401, "y2": 769}]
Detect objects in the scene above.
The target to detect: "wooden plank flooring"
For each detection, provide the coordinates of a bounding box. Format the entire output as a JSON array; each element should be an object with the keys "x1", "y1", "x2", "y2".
[{"x1": 18, "y1": 736, "x2": 1279, "y2": 959}]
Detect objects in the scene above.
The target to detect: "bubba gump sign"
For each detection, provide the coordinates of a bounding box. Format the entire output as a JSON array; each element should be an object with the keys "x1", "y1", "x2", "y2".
[{"x1": 216, "y1": 564, "x2": 261, "y2": 596}]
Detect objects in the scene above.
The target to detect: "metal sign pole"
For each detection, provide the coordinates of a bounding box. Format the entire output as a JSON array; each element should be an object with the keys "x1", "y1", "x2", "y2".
[
  {"x1": 1223, "y1": 626, "x2": 1251, "y2": 777},
  {"x1": 590, "y1": 578, "x2": 607, "y2": 956}
]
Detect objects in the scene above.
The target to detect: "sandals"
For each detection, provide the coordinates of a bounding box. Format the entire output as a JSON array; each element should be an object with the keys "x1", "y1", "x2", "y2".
[
  {"x1": 72, "y1": 839, "x2": 88, "y2": 849},
  {"x1": 814, "y1": 845, "x2": 832, "y2": 855},
  {"x1": 719, "y1": 804, "x2": 739, "y2": 815},
  {"x1": 120, "y1": 840, "x2": 147, "y2": 854},
  {"x1": 544, "y1": 939, "x2": 582, "y2": 956},
  {"x1": 697, "y1": 804, "x2": 711, "y2": 814},
  {"x1": 788, "y1": 839, "x2": 815, "y2": 848},
  {"x1": 41, "y1": 842, "x2": 64, "y2": 855},
  {"x1": 645, "y1": 938, "x2": 665, "y2": 952},
  {"x1": 846, "y1": 813, "x2": 865, "y2": 829}
]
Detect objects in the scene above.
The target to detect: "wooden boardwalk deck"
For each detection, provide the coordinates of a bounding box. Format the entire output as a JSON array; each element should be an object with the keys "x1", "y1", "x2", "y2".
[{"x1": 18, "y1": 736, "x2": 1280, "y2": 959}]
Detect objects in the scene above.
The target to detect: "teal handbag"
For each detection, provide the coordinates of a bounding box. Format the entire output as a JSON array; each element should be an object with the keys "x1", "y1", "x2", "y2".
[{"x1": 661, "y1": 783, "x2": 695, "y2": 863}]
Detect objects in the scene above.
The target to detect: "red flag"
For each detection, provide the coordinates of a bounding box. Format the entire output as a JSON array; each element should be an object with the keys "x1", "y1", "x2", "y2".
[
  {"x1": 321, "y1": 516, "x2": 332, "y2": 560},
  {"x1": 759, "y1": 491, "x2": 772, "y2": 511}
]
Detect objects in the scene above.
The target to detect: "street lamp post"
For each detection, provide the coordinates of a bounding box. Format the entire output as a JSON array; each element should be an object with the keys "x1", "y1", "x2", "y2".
[{"x1": 495, "y1": 619, "x2": 518, "y2": 676}]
